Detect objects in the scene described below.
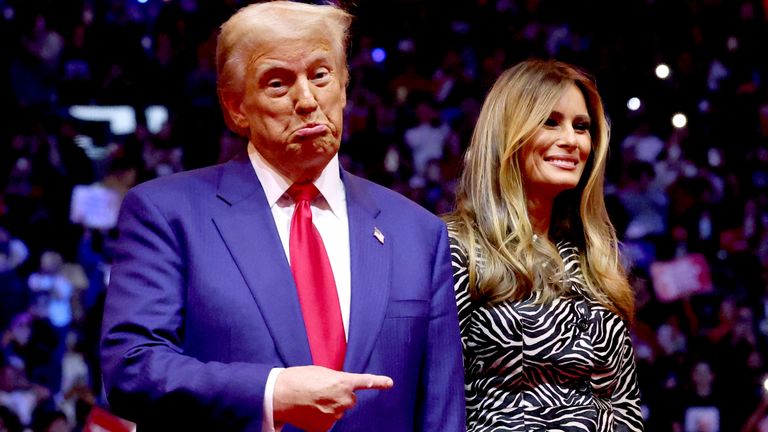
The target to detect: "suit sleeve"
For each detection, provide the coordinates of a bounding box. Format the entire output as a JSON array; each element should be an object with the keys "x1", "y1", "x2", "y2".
[
  {"x1": 415, "y1": 223, "x2": 466, "y2": 431},
  {"x1": 100, "y1": 188, "x2": 271, "y2": 430}
]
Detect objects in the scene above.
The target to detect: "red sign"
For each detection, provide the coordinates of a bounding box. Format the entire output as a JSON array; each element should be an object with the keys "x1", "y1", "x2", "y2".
[
  {"x1": 83, "y1": 406, "x2": 135, "y2": 432},
  {"x1": 650, "y1": 253, "x2": 714, "y2": 302}
]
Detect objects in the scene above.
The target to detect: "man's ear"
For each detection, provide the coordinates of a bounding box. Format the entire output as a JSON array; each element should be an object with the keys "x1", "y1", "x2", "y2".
[{"x1": 220, "y1": 92, "x2": 249, "y2": 129}]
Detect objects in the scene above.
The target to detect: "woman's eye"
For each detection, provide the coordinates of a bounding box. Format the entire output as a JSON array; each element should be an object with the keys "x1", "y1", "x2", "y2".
[
  {"x1": 574, "y1": 122, "x2": 591, "y2": 131},
  {"x1": 268, "y1": 80, "x2": 283, "y2": 88},
  {"x1": 544, "y1": 118, "x2": 558, "y2": 127}
]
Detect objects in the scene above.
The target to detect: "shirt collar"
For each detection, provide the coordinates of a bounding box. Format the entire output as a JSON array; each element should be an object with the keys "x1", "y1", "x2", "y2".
[{"x1": 247, "y1": 142, "x2": 346, "y2": 216}]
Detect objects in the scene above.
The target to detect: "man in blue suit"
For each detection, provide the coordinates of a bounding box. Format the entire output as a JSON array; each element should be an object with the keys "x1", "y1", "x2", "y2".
[{"x1": 99, "y1": 2, "x2": 465, "y2": 431}]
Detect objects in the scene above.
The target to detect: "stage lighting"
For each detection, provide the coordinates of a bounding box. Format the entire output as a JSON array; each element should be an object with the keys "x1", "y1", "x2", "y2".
[
  {"x1": 372, "y1": 48, "x2": 386, "y2": 63},
  {"x1": 672, "y1": 112, "x2": 687, "y2": 129},
  {"x1": 655, "y1": 63, "x2": 671, "y2": 79}
]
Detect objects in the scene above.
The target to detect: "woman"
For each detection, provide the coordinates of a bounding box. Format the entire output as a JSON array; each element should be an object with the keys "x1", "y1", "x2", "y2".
[{"x1": 445, "y1": 59, "x2": 644, "y2": 431}]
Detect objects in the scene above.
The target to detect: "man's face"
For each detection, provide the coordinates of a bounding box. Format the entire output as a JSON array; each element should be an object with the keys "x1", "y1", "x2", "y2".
[{"x1": 227, "y1": 32, "x2": 346, "y2": 182}]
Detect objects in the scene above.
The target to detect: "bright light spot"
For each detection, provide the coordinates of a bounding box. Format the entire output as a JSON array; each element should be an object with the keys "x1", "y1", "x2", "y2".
[
  {"x1": 69, "y1": 105, "x2": 136, "y2": 135},
  {"x1": 137, "y1": 0, "x2": 149, "y2": 4},
  {"x1": 69, "y1": 105, "x2": 169, "y2": 135},
  {"x1": 627, "y1": 97, "x2": 642, "y2": 111},
  {"x1": 371, "y1": 48, "x2": 386, "y2": 63},
  {"x1": 145, "y1": 105, "x2": 169, "y2": 134},
  {"x1": 141, "y1": 36, "x2": 152, "y2": 50},
  {"x1": 672, "y1": 112, "x2": 687, "y2": 129},
  {"x1": 655, "y1": 63, "x2": 671, "y2": 79}
]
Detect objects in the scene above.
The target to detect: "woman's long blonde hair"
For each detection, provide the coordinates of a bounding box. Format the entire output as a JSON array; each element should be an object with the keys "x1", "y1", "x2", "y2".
[{"x1": 445, "y1": 59, "x2": 634, "y2": 322}]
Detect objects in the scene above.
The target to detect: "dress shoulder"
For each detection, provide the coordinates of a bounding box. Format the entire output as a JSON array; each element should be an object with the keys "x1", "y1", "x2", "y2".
[{"x1": 445, "y1": 222, "x2": 475, "y2": 338}]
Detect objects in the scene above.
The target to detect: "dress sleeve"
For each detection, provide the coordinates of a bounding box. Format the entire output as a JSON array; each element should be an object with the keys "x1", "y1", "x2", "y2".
[{"x1": 612, "y1": 329, "x2": 646, "y2": 431}]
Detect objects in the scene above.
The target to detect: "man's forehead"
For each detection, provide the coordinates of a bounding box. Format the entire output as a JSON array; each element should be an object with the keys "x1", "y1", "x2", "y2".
[{"x1": 248, "y1": 33, "x2": 338, "y2": 67}]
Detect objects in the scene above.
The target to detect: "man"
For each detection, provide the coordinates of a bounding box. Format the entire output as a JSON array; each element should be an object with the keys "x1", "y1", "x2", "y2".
[{"x1": 99, "y1": 2, "x2": 465, "y2": 431}]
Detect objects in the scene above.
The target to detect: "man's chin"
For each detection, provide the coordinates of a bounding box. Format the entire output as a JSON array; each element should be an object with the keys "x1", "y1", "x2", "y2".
[{"x1": 288, "y1": 138, "x2": 339, "y2": 156}]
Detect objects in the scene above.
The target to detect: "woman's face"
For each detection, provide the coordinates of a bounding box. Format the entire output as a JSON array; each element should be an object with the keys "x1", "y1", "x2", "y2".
[{"x1": 520, "y1": 83, "x2": 592, "y2": 201}]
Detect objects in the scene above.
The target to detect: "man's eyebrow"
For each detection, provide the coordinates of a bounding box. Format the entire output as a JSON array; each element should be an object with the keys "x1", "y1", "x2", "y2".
[
  {"x1": 254, "y1": 63, "x2": 290, "y2": 75},
  {"x1": 252, "y1": 54, "x2": 335, "y2": 76}
]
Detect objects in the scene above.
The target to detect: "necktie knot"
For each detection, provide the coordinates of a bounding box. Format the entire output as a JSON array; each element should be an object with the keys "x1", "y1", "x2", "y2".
[{"x1": 287, "y1": 183, "x2": 320, "y2": 203}]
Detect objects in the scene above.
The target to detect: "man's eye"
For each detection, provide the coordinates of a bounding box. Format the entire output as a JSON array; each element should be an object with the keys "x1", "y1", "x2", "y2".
[
  {"x1": 313, "y1": 69, "x2": 331, "y2": 81},
  {"x1": 268, "y1": 80, "x2": 283, "y2": 88}
]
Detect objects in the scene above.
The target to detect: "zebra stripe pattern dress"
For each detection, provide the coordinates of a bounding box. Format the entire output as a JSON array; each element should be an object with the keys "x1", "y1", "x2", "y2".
[{"x1": 450, "y1": 236, "x2": 644, "y2": 432}]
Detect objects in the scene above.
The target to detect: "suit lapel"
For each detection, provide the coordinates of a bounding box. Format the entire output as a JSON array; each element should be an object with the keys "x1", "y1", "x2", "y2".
[
  {"x1": 342, "y1": 173, "x2": 391, "y2": 373},
  {"x1": 212, "y1": 152, "x2": 312, "y2": 366}
]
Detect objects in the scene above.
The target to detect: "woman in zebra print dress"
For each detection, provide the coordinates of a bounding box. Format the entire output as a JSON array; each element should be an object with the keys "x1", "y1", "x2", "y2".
[{"x1": 444, "y1": 59, "x2": 644, "y2": 431}]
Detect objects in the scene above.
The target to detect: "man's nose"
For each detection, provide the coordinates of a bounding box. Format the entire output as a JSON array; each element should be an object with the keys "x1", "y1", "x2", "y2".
[{"x1": 294, "y1": 77, "x2": 319, "y2": 114}]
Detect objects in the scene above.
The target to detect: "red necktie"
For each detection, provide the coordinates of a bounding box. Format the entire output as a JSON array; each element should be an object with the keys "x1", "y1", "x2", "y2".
[{"x1": 287, "y1": 183, "x2": 346, "y2": 370}]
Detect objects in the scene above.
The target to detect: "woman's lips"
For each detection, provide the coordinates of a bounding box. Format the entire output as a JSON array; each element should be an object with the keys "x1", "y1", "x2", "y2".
[
  {"x1": 544, "y1": 156, "x2": 578, "y2": 169},
  {"x1": 295, "y1": 124, "x2": 329, "y2": 138}
]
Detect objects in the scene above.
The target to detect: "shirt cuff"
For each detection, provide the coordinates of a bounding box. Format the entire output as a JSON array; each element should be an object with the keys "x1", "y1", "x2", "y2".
[{"x1": 262, "y1": 367, "x2": 285, "y2": 432}]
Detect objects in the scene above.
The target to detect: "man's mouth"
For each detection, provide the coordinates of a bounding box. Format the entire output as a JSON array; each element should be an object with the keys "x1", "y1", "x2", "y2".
[{"x1": 295, "y1": 124, "x2": 329, "y2": 138}]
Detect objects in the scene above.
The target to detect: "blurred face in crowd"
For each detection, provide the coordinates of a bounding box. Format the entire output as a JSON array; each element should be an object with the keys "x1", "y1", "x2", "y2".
[
  {"x1": 691, "y1": 361, "x2": 714, "y2": 390},
  {"x1": 520, "y1": 83, "x2": 592, "y2": 202},
  {"x1": 224, "y1": 27, "x2": 346, "y2": 183},
  {"x1": 10, "y1": 313, "x2": 32, "y2": 346}
]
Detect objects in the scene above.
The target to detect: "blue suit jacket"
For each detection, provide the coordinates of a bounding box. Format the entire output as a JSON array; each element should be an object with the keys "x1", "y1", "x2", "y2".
[{"x1": 100, "y1": 152, "x2": 465, "y2": 431}]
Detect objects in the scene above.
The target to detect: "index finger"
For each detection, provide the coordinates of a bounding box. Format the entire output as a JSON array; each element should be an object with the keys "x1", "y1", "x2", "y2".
[{"x1": 343, "y1": 373, "x2": 394, "y2": 391}]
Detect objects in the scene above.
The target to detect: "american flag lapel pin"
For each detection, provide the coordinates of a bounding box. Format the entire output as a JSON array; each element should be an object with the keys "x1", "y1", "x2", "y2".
[{"x1": 373, "y1": 227, "x2": 385, "y2": 245}]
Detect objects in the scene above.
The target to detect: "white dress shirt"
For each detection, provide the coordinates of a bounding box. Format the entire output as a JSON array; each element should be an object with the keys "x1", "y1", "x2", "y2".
[{"x1": 247, "y1": 143, "x2": 351, "y2": 432}]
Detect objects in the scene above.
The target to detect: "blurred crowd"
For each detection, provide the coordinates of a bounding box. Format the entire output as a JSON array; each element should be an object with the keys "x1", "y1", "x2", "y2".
[{"x1": 2, "y1": 0, "x2": 768, "y2": 431}]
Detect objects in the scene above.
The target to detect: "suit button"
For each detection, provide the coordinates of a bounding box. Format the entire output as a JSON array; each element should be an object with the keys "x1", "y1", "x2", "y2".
[{"x1": 577, "y1": 319, "x2": 589, "y2": 331}]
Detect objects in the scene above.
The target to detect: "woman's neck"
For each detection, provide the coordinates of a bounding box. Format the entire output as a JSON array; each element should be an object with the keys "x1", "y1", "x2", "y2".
[{"x1": 526, "y1": 195, "x2": 553, "y2": 239}]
